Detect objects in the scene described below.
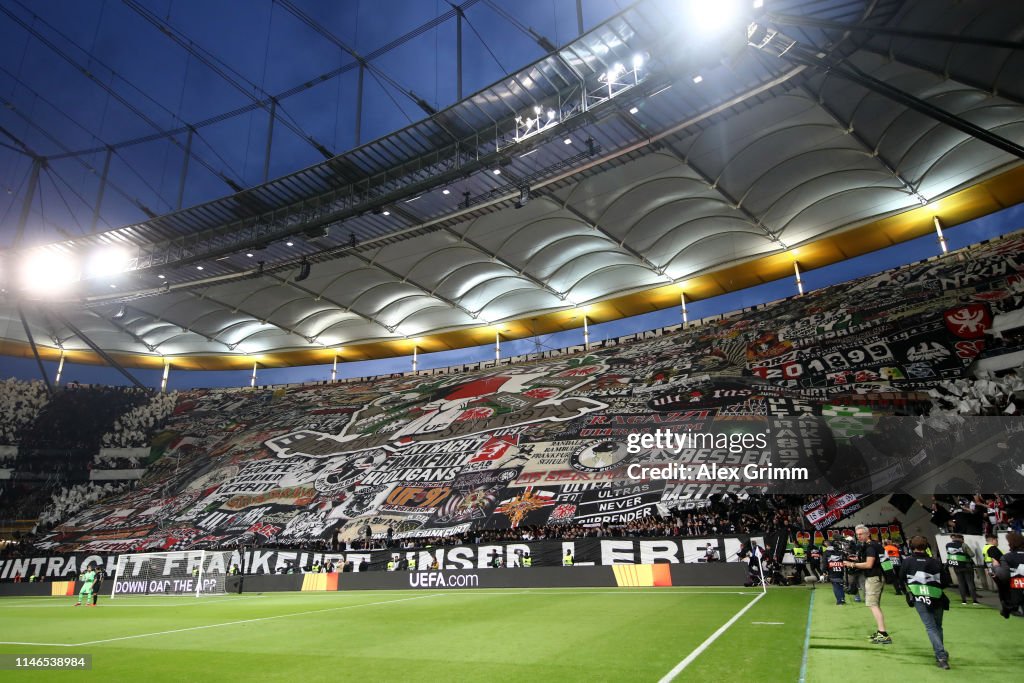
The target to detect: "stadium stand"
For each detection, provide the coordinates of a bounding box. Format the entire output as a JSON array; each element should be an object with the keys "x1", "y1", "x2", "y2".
[{"x1": 0, "y1": 230, "x2": 1018, "y2": 558}]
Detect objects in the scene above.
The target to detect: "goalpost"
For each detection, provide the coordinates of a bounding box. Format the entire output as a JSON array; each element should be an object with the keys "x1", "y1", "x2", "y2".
[{"x1": 110, "y1": 550, "x2": 234, "y2": 598}]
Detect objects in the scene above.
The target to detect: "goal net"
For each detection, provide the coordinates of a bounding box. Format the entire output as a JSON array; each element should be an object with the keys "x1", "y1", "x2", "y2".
[{"x1": 110, "y1": 550, "x2": 233, "y2": 598}]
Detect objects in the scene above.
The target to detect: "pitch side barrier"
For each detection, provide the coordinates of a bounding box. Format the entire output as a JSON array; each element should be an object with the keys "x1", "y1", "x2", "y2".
[
  {"x1": 224, "y1": 563, "x2": 748, "y2": 593},
  {"x1": 0, "y1": 536, "x2": 764, "y2": 586}
]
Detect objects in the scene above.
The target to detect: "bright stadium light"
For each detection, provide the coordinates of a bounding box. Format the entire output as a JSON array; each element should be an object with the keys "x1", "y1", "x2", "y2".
[
  {"x1": 686, "y1": 0, "x2": 742, "y2": 35},
  {"x1": 20, "y1": 249, "x2": 79, "y2": 295},
  {"x1": 85, "y1": 245, "x2": 130, "y2": 278},
  {"x1": 632, "y1": 53, "x2": 644, "y2": 69}
]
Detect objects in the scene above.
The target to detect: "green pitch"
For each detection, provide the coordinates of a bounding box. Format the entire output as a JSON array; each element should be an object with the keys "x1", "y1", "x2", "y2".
[{"x1": 0, "y1": 586, "x2": 1019, "y2": 681}]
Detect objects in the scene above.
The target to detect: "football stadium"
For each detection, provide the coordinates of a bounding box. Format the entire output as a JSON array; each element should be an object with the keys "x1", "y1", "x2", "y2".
[{"x1": 1, "y1": 1, "x2": 1023, "y2": 680}]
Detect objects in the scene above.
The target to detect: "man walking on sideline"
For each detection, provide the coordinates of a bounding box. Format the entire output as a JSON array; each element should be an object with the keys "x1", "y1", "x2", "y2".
[
  {"x1": 903, "y1": 535, "x2": 951, "y2": 669},
  {"x1": 845, "y1": 525, "x2": 891, "y2": 644}
]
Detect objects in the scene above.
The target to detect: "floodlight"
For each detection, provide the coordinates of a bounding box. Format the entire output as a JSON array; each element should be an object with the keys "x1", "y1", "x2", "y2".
[{"x1": 20, "y1": 249, "x2": 79, "y2": 295}]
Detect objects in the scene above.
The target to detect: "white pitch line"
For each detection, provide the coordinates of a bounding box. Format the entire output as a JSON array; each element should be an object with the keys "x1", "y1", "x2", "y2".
[
  {"x1": 3, "y1": 595, "x2": 265, "y2": 609},
  {"x1": 751, "y1": 621, "x2": 784, "y2": 625},
  {"x1": 0, "y1": 594, "x2": 441, "y2": 648},
  {"x1": 658, "y1": 591, "x2": 767, "y2": 682},
  {"x1": 75, "y1": 593, "x2": 442, "y2": 646}
]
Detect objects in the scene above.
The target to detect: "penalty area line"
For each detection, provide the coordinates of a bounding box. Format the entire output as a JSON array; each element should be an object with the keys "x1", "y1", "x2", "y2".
[{"x1": 657, "y1": 591, "x2": 767, "y2": 683}]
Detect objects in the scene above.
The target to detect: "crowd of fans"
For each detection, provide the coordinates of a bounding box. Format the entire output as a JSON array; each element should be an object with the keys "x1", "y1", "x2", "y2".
[
  {"x1": 925, "y1": 495, "x2": 1022, "y2": 536},
  {"x1": 0, "y1": 535, "x2": 40, "y2": 560},
  {"x1": 0, "y1": 378, "x2": 49, "y2": 445},
  {"x1": 101, "y1": 391, "x2": 177, "y2": 448},
  {"x1": 36, "y1": 482, "x2": 129, "y2": 528},
  {"x1": 322, "y1": 495, "x2": 809, "y2": 552}
]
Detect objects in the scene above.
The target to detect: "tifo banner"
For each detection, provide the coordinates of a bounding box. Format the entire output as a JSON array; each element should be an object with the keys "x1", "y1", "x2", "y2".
[
  {"x1": 29, "y1": 232, "x2": 1024, "y2": 553},
  {"x1": 802, "y1": 493, "x2": 883, "y2": 530}
]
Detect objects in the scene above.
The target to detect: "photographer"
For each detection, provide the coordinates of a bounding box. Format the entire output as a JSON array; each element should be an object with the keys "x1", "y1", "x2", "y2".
[
  {"x1": 845, "y1": 525, "x2": 891, "y2": 644},
  {"x1": 944, "y1": 533, "x2": 980, "y2": 605},
  {"x1": 882, "y1": 539, "x2": 905, "y2": 595},
  {"x1": 823, "y1": 541, "x2": 847, "y2": 605},
  {"x1": 902, "y1": 535, "x2": 950, "y2": 669}
]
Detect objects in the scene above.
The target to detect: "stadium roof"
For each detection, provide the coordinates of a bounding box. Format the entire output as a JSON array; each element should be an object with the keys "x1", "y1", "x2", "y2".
[{"x1": 2, "y1": 0, "x2": 1024, "y2": 370}]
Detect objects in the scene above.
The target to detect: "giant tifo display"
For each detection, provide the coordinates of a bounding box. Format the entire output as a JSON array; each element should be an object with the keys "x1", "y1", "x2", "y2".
[{"x1": 29, "y1": 231, "x2": 1024, "y2": 554}]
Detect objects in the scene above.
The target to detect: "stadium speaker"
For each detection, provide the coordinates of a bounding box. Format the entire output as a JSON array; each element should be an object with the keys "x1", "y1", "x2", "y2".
[
  {"x1": 296, "y1": 259, "x2": 311, "y2": 282},
  {"x1": 888, "y1": 493, "x2": 916, "y2": 514},
  {"x1": 516, "y1": 186, "x2": 530, "y2": 209}
]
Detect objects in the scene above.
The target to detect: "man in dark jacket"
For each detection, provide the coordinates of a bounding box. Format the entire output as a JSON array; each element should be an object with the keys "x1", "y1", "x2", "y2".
[
  {"x1": 944, "y1": 534, "x2": 979, "y2": 604},
  {"x1": 902, "y1": 535, "x2": 950, "y2": 669},
  {"x1": 994, "y1": 531, "x2": 1024, "y2": 618},
  {"x1": 822, "y1": 542, "x2": 847, "y2": 605},
  {"x1": 91, "y1": 568, "x2": 104, "y2": 606}
]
